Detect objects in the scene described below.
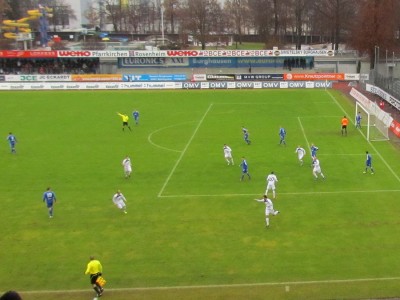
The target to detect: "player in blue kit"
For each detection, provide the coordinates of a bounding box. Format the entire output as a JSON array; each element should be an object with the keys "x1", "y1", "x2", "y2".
[
  {"x1": 240, "y1": 157, "x2": 251, "y2": 181},
  {"x1": 43, "y1": 187, "x2": 57, "y2": 218},
  {"x1": 242, "y1": 126, "x2": 251, "y2": 145},
  {"x1": 310, "y1": 143, "x2": 319, "y2": 158},
  {"x1": 279, "y1": 126, "x2": 286, "y2": 145},
  {"x1": 355, "y1": 112, "x2": 362, "y2": 129},
  {"x1": 364, "y1": 151, "x2": 375, "y2": 174},
  {"x1": 6, "y1": 132, "x2": 17, "y2": 153},
  {"x1": 132, "y1": 110, "x2": 139, "y2": 125}
]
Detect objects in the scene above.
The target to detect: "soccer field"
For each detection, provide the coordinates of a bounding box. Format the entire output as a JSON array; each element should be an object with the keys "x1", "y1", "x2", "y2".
[{"x1": 1, "y1": 89, "x2": 400, "y2": 300}]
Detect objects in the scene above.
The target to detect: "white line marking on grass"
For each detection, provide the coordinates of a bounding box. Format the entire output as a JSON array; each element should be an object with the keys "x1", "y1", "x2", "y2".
[
  {"x1": 20, "y1": 276, "x2": 400, "y2": 294},
  {"x1": 158, "y1": 103, "x2": 214, "y2": 197},
  {"x1": 148, "y1": 122, "x2": 196, "y2": 153},
  {"x1": 297, "y1": 117, "x2": 311, "y2": 151},
  {"x1": 326, "y1": 90, "x2": 400, "y2": 183},
  {"x1": 318, "y1": 153, "x2": 365, "y2": 156},
  {"x1": 300, "y1": 115, "x2": 341, "y2": 118},
  {"x1": 159, "y1": 189, "x2": 400, "y2": 198}
]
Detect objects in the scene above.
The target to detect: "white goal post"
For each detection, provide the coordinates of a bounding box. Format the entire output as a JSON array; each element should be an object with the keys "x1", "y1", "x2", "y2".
[
  {"x1": 350, "y1": 88, "x2": 393, "y2": 141},
  {"x1": 355, "y1": 101, "x2": 390, "y2": 141}
]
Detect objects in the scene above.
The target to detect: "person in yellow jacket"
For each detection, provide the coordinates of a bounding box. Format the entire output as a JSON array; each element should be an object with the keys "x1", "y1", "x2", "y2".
[
  {"x1": 117, "y1": 112, "x2": 132, "y2": 131},
  {"x1": 85, "y1": 256, "x2": 104, "y2": 298}
]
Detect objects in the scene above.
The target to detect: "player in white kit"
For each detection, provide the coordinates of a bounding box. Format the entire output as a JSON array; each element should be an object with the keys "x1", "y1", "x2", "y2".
[
  {"x1": 295, "y1": 146, "x2": 306, "y2": 166},
  {"x1": 265, "y1": 171, "x2": 278, "y2": 199},
  {"x1": 223, "y1": 144, "x2": 234, "y2": 165},
  {"x1": 112, "y1": 190, "x2": 128, "y2": 214},
  {"x1": 122, "y1": 156, "x2": 132, "y2": 178},
  {"x1": 255, "y1": 195, "x2": 280, "y2": 227},
  {"x1": 312, "y1": 157, "x2": 325, "y2": 180}
]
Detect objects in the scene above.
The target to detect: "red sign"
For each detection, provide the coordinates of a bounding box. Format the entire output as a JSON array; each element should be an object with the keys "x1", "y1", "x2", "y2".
[
  {"x1": 284, "y1": 73, "x2": 345, "y2": 81},
  {"x1": 0, "y1": 50, "x2": 57, "y2": 58},
  {"x1": 57, "y1": 51, "x2": 92, "y2": 57},
  {"x1": 390, "y1": 120, "x2": 400, "y2": 138}
]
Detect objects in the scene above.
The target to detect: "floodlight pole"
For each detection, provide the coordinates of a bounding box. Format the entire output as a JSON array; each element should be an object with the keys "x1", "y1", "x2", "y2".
[
  {"x1": 386, "y1": 49, "x2": 388, "y2": 78},
  {"x1": 161, "y1": 2, "x2": 165, "y2": 45},
  {"x1": 374, "y1": 45, "x2": 380, "y2": 82}
]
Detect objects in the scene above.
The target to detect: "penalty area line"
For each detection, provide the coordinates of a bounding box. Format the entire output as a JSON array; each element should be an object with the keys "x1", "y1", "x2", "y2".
[
  {"x1": 21, "y1": 276, "x2": 400, "y2": 294},
  {"x1": 158, "y1": 189, "x2": 400, "y2": 198}
]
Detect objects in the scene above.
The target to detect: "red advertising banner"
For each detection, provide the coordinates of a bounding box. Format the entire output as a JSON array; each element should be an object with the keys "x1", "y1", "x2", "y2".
[
  {"x1": 390, "y1": 120, "x2": 400, "y2": 138},
  {"x1": 1, "y1": 49, "x2": 334, "y2": 58},
  {"x1": 0, "y1": 50, "x2": 57, "y2": 58},
  {"x1": 71, "y1": 74, "x2": 122, "y2": 82},
  {"x1": 284, "y1": 73, "x2": 345, "y2": 81},
  {"x1": 57, "y1": 50, "x2": 129, "y2": 57}
]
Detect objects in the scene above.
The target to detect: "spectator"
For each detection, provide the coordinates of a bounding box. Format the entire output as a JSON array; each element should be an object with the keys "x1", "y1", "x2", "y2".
[{"x1": 379, "y1": 100, "x2": 385, "y2": 110}]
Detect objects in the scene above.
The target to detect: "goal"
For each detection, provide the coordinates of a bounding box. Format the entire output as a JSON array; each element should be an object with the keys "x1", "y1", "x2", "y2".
[{"x1": 355, "y1": 101, "x2": 390, "y2": 141}]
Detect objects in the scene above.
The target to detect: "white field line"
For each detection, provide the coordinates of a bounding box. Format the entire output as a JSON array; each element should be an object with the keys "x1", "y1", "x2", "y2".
[
  {"x1": 299, "y1": 115, "x2": 340, "y2": 118},
  {"x1": 158, "y1": 189, "x2": 400, "y2": 198},
  {"x1": 297, "y1": 117, "x2": 311, "y2": 152},
  {"x1": 326, "y1": 90, "x2": 400, "y2": 183},
  {"x1": 158, "y1": 103, "x2": 214, "y2": 197},
  {"x1": 318, "y1": 153, "x2": 365, "y2": 156},
  {"x1": 147, "y1": 122, "x2": 196, "y2": 153},
  {"x1": 19, "y1": 276, "x2": 400, "y2": 294}
]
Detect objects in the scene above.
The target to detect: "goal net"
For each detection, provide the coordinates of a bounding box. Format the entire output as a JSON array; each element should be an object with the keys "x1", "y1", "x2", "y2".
[{"x1": 355, "y1": 101, "x2": 390, "y2": 141}]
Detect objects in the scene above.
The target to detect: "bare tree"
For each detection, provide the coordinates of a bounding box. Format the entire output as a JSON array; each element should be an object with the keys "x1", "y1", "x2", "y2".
[
  {"x1": 50, "y1": 0, "x2": 77, "y2": 30},
  {"x1": 293, "y1": 0, "x2": 311, "y2": 50},
  {"x1": 5, "y1": 0, "x2": 35, "y2": 20},
  {"x1": 247, "y1": 0, "x2": 273, "y2": 42},
  {"x1": 84, "y1": 0, "x2": 101, "y2": 29},
  {"x1": 163, "y1": 0, "x2": 180, "y2": 34},
  {"x1": 350, "y1": 0, "x2": 400, "y2": 68},
  {"x1": 185, "y1": 0, "x2": 223, "y2": 49},
  {"x1": 0, "y1": 0, "x2": 11, "y2": 23},
  {"x1": 225, "y1": 0, "x2": 248, "y2": 45},
  {"x1": 312, "y1": 0, "x2": 356, "y2": 50},
  {"x1": 103, "y1": 0, "x2": 122, "y2": 32}
]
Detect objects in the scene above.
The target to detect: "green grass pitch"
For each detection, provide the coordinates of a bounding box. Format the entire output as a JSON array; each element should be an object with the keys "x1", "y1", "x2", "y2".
[{"x1": 1, "y1": 89, "x2": 400, "y2": 300}]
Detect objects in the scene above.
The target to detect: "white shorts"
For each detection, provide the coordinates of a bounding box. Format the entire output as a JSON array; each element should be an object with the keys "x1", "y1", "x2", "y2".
[
  {"x1": 298, "y1": 153, "x2": 305, "y2": 160},
  {"x1": 115, "y1": 200, "x2": 126, "y2": 209},
  {"x1": 265, "y1": 208, "x2": 276, "y2": 216},
  {"x1": 266, "y1": 183, "x2": 276, "y2": 190},
  {"x1": 124, "y1": 166, "x2": 132, "y2": 173},
  {"x1": 313, "y1": 166, "x2": 322, "y2": 173}
]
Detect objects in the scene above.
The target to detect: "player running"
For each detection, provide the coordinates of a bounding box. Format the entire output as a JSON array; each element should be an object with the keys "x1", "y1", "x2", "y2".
[
  {"x1": 122, "y1": 156, "x2": 132, "y2": 178},
  {"x1": 312, "y1": 157, "x2": 325, "y2": 180},
  {"x1": 223, "y1": 144, "x2": 234, "y2": 165},
  {"x1": 254, "y1": 195, "x2": 280, "y2": 228},
  {"x1": 242, "y1": 126, "x2": 251, "y2": 145},
  {"x1": 310, "y1": 143, "x2": 319, "y2": 159},
  {"x1": 112, "y1": 190, "x2": 128, "y2": 214},
  {"x1": 295, "y1": 146, "x2": 306, "y2": 166},
  {"x1": 240, "y1": 157, "x2": 251, "y2": 181}
]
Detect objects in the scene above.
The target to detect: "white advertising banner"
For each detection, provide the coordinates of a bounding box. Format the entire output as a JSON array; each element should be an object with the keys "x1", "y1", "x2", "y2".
[
  {"x1": 366, "y1": 84, "x2": 400, "y2": 111},
  {"x1": 5, "y1": 74, "x2": 72, "y2": 82},
  {"x1": 0, "y1": 81, "x2": 332, "y2": 90}
]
